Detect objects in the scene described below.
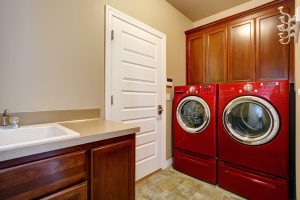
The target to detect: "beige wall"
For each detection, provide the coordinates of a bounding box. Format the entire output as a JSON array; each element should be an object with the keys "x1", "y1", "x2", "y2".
[
  {"x1": 296, "y1": 1, "x2": 300, "y2": 200},
  {"x1": 0, "y1": 0, "x2": 191, "y2": 113},
  {"x1": 0, "y1": 0, "x2": 192, "y2": 160}
]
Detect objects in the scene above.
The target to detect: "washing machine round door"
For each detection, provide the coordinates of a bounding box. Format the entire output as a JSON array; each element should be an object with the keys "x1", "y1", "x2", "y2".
[
  {"x1": 223, "y1": 96, "x2": 280, "y2": 145},
  {"x1": 176, "y1": 96, "x2": 210, "y2": 133}
]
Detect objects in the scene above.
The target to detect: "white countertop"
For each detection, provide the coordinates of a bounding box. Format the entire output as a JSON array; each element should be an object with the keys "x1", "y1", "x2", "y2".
[{"x1": 0, "y1": 119, "x2": 139, "y2": 162}]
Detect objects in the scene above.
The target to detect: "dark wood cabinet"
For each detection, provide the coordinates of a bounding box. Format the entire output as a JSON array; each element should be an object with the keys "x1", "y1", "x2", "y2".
[
  {"x1": 256, "y1": 7, "x2": 289, "y2": 81},
  {"x1": 0, "y1": 134, "x2": 135, "y2": 200},
  {"x1": 186, "y1": 26, "x2": 227, "y2": 85},
  {"x1": 185, "y1": 0, "x2": 294, "y2": 84},
  {"x1": 186, "y1": 33, "x2": 205, "y2": 84},
  {"x1": 205, "y1": 27, "x2": 227, "y2": 83},
  {"x1": 228, "y1": 19, "x2": 255, "y2": 82},
  {"x1": 91, "y1": 139, "x2": 135, "y2": 200},
  {"x1": 41, "y1": 182, "x2": 88, "y2": 200},
  {"x1": 0, "y1": 150, "x2": 87, "y2": 200}
]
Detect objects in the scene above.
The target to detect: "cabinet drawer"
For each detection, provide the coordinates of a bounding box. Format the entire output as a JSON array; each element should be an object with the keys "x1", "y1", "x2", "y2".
[
  {"x1": 41, "y1": 182, "x2": 87, "y2": 200},
  {"x1": 0, "y1": 150, "x2": 87, "y2": 200}
]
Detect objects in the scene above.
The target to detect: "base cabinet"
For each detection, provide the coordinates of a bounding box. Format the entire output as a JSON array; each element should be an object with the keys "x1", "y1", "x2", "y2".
[
  {"x1": 91, "y1": 139, "x2": 135, "y2": 200},
  {"x1": 0, "y1": 134, "x2": 135, "y2": 200}
]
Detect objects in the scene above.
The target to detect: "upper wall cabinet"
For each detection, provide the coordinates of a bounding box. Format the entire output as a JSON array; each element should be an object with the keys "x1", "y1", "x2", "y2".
[
  {"x1": 228, "y1": 19, "x2": 255, "y2": 82},
  {"x1": 256, "y1": 8, "x2": 289, "y2": 81},
  {"x1": 185, "y1": 0, "x2": 294, "y2": 85},
  {"x1": 205, "y1": 27, "x2": 227, "y2": 83},
  {"x1": 186, "y1": 33, "x2": 205, "y2": 84},
  {"x1": 186, "y1": 26, "x2": 227, "y2": 84}
]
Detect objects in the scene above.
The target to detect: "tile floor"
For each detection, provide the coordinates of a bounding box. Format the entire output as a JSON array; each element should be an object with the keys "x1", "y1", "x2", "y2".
[{"x1": 136, "y1": 168, "x2": 245, "y2": 200}]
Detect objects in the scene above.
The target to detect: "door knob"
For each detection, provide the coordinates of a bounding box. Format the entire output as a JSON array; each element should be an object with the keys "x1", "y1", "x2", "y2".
[{"x1": 158, "y1": 105, "x2": 163, "y2": 115}]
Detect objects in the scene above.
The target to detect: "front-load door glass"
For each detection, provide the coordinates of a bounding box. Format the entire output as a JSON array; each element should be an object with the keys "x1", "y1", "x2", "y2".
[
  {"x1": 223, "y1": 96, "x2": 280, "y2": 145},
  {"x1": 176, "y1": 96, "x2": 210, "y2": 133}
]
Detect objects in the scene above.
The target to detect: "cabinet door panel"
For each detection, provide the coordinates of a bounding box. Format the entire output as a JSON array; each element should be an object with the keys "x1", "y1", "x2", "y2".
[
  {"x1": 91, "y1": 139, "x2": 135, "y2": 200},
  {"x1": 256, "y1": 8, "x2": 289, "y2": 81},
  {"x1": 228, "y1": 20, "x2": 255, "y2": 82},
  {"x1": 187, "y1": 34, "x2": 205, "y2": 84},
  {"x1": 205, "y1": 27, "x2": 227, "y2": 83}
]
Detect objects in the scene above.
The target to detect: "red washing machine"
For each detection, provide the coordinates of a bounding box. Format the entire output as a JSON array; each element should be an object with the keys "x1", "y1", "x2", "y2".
[
  {"x1": 218, "y1": 80, "x2": 290, "y2": 199},
  {"x1": 173, "y1": 84, "x2": 217, "y2": 184}
]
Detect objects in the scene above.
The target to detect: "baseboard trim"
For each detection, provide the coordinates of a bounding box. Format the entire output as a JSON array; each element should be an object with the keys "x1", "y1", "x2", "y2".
[
  {"x1": 164, "y1": 158, "x2": 173, "y2": 169},
  {"x1": 135, "y1": 168, "x2": 161, "y2": 183}
]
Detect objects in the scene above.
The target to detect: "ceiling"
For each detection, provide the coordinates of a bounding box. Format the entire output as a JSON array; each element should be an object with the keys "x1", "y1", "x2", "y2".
[{"x1": 166, "y1": 0, "x2": 252, "y2": 21}]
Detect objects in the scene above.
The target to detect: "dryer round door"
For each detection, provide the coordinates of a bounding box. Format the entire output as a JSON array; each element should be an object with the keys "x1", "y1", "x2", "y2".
[
  {"x1": 223, "y1": 96, "x2": 280, "y2": 145},
  {"x1": 176, "y1": 96, "x2": 211, "y2": 133}
]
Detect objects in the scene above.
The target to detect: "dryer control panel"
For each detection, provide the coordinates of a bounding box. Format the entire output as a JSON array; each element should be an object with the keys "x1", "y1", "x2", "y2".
[
  {"x1": 180, "y1": 85, "x2": 216, "y2": 95},
  {"x1": 221, "y1": 80, "x2": 289, "y2": 96},
  {"x1": 174, "y1": 84, "x2": 217, "y2": 96}
]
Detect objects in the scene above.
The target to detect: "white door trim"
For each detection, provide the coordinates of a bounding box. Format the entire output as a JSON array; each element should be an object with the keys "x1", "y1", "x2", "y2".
[{"x1": 104, "y1": 5, "x2": 167, "y2": 170}]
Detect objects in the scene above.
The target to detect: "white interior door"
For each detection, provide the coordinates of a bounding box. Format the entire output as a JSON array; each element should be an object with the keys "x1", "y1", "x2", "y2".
[{"x1": 105, "y1": 6, "x2": 166, "y2": 180}]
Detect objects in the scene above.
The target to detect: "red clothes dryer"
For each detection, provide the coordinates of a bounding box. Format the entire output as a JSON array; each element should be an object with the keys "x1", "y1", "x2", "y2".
[
  {"x1": 218, "y1": 80, "x2": 289, "y2": 199},
  {"x1": 173, "y1": 84, "x2": 217, "y2": 184}
]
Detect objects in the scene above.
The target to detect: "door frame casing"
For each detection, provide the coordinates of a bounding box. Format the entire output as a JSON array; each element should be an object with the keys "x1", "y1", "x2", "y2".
[{"x1": 104, "y1": 5, "x2": 167, "y2": 169}]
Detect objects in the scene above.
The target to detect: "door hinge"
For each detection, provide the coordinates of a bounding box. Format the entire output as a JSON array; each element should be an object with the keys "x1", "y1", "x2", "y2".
[
  {"x1": 111, "y1": 95, "x2": 114, "y2": 105},
  {"x1": 111, "y1": 30, "x2": 114, "y2": 40}
]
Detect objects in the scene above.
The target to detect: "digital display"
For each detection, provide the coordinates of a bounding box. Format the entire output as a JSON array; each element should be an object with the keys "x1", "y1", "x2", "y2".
[
  {"x1": 261, "y1": 82, "x2": 278, "y2": 86},
  {"x1": 200, "y1": 85, "x2": 210, "y2": 88}
]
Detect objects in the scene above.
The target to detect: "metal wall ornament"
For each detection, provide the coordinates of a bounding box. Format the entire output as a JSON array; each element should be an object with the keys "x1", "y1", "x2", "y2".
[{"x1": 277, "y1": 6, "x2": 300, "y2": 45}]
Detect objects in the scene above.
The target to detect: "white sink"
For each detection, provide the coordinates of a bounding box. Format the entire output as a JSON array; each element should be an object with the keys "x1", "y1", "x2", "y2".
[{"x1": 0, "y1": 123, "x2": 80, "y2": 151}]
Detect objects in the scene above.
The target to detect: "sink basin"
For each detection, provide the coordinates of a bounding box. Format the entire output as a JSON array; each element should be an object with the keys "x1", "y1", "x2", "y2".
[{"x1": 0, "y1": 123, "x2": 80, "y2": 151}]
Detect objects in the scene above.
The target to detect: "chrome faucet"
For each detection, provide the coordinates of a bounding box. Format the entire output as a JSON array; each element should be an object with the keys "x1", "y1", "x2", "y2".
[
  {"x1": 1, "y1": 109, "x2": 20, "y2": 129},
  {"x1": 2, "y1": 109, "x2": 10, "y2": 126}
]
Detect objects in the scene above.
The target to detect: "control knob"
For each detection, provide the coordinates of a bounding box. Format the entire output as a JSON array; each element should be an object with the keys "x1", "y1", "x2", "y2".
[{"x1": 244, "y1": 84, "x2": 253, "y2": 92}]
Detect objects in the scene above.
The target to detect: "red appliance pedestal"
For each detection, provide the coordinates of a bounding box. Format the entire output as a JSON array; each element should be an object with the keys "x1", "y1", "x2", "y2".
[
  {"x1": 218, "y1": 161, "x2": 289, "y2": 200},
  {"x1": 173, "y1": 149, "x2": 216, "y2": 184}
]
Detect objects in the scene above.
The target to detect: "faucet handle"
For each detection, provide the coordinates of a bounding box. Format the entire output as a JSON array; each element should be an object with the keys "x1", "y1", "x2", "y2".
[
  {"x1": 3, "y1": 109, "x2": 10, "y2": 116},
  {"x1": 9, "y1": 117, "x2": 20, "y2": 128}
]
